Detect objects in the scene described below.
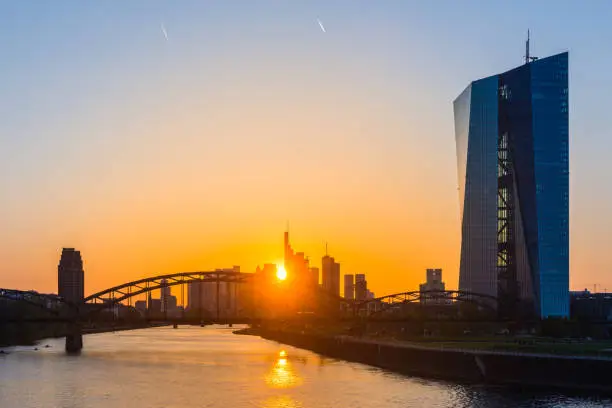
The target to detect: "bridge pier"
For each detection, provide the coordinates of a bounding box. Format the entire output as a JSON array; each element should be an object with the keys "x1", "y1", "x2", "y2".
[{"x1": 65, "y1": 324, "x2": 83, "y2": 353}]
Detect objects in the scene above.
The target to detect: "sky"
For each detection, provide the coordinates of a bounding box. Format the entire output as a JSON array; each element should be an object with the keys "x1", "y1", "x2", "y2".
[{"x1": 1, "y1": 1, "x2": 611, "y2": 297}]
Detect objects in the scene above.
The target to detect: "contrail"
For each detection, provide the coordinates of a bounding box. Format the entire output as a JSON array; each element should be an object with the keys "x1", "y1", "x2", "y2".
[
  {"x1": 161, "y1": 23, "x2": 169, "y2": 42},
  {"x1": 317, "y1": 18, "x2": 326, "y2": 33}
]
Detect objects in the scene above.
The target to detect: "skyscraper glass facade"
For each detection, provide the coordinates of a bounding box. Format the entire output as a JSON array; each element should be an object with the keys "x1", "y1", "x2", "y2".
[{"x1": 453, "y1": 52, "x2": 569, "y2": 318}]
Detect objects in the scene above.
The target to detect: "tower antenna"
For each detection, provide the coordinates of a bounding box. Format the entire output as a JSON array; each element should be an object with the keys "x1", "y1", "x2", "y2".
[
  {"x1": 525, "y1": 29, "x2": 529, "y2": 64},
  {"x1": 525, "y1": 29, "x2": 538, "y2": 64}
]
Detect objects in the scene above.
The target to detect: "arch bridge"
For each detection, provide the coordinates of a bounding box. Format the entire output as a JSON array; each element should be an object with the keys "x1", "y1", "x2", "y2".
[
  {"x1": 2, "y1": 284, "x2": 500, "y2": 321},
  {"x1": 0, "y1": 271, "x2": 254, "y2": 325},
  {"x1": 84, "y1": 270, "x2": 252, "y2": 317},
  {"x1": 2, "y1": 275, "x2": 500, "y2": 351},
  {"x1": 352, "y1": 290, "x2": 499, "y2": 318}
]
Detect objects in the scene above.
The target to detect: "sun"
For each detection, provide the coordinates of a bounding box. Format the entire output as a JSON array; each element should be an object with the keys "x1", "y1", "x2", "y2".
[{"x1": 276, "y1": 265, "x2": 287, "y2": 281}]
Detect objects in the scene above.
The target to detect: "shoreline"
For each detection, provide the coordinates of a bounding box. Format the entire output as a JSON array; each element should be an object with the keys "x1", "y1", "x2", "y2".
[
  {"x1": 237, "y1": 327, "x2": 612, "y2": 393},
  {"x1": 0, "y1": 323, "x2": 170, "y2": 348}
]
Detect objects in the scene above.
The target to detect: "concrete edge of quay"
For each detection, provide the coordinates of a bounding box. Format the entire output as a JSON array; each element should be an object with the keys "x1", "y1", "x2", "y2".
[{"x1": 240, "y1": 328, "x2": 612, "y2": 393}]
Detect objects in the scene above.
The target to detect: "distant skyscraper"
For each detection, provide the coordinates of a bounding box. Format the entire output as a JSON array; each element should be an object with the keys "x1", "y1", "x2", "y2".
[
  {"x1": 344, "y1": 274, "x2": 354, "y2": 300},
  {"x1": 187, "y1": 281, "x2": 201, "y2": 311},
  {"x1": 160, "y1": 278, "x2": 171, "y2": 312},
  {"x1": 420, "y1": 269, "x2": 445, "y2": 292},
  {"x1": 149, "y1": 298, "x2": 162, "y2": 314},
  {"x1": 322, "y1": 254, "x2": 340, "y2": 297},
  {"x1": 454, "y1": 49, "x2": 569, "y2": 318},
  {"x1": 166, "y1": 295, "x2": 178, "y2": 314},
  {"x1": 284, "y1": 230, "x2": 291, "y2": 266},
  {"x1": 57, "y1": 248, "x2": 84, "y2": 302},
  {"x1": 332, "y1": 262, "x2": 340, "y2": 296},
  {"x1": 134, "y1": 300, "x2": 147, "y2": 314},
  {"x1": 309, "y1": 267, "x2": 320, "y2": 287},
  {"x1": 355, "y1": 274, "x2": 367, "y2": 301},
  {"x1": 419, "y1": 268, "x2": 447, "y2": 305},
  {"x1": 283, "y1": 231, "x2": 311, "y2": 284}
]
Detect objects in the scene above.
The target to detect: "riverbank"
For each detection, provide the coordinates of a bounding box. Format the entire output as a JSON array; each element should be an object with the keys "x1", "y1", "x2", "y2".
[
  {"x1": 0, "y1": 323, "x2": 68, "y2": 347},
  {"x1": 241, "y1": 327, "x2": 612, "y2": 392},
  {"x1": 0, "y1": 322, "x2": 170, "y2": 347},
  {"x1": 82, "y1": 322, "x2": 169, "y2": 335}
]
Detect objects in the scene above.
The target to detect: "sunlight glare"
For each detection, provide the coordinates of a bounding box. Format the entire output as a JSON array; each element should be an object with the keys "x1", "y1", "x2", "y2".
[{"x1": 276, "y1": 265, "x2": 287, "y2": 280}]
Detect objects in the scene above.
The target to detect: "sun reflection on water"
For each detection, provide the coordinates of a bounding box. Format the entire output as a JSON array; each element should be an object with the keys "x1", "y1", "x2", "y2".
[
  {"x1": 264, "y1": 350, "x2": 302, "y2": 389},
  {"x1": 261, "y1": 395, "x2": 303, "y2": 408}
]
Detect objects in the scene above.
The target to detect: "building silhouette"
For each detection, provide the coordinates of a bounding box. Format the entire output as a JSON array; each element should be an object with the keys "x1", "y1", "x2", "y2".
[
  {"x1": 310, "y1": 267, "x2": 319, "y2": 286},
  {"x1": 284, "y1": 231, "x2": 313, "y2": 285},
  {"x1": 187, "y1": 281, "x2": 201, "y2": 311},
  {"x1": 253, "y1": 263, "x2": 280, "y2": 318},
  {"x1": 134, "y1": 300, "x2": 147, "y2": 315},
  {"x1": 419, "y1": 268, "x2": 448, "y2": 305},
  {"x1": 355, "y1": 274, "x2": 367, "y2": 301},
  {"x1": 160, "y1": 278, "x2": 171, "y2": 312},
  {"x1": 322, "y1": 253, "x2": 340, "y2": 297},
  {"x1": 187, "y1": 267, "x2": 239, "y2": 318},
  {"x1": 147, "y1": 293, "x2": 162, "y2": 314},
  {"x1": 57, "y1": 248, "x2": 84, "y2": 302},
  {"x1": 344, "y1": 274, "x2": 354, "y2": 300},
  {"x1": 454, "y1": 50, "x2": 569, "y2": 318},
  {"x1": 420, "y1": 269, "x2": 445, "y2": 292}
]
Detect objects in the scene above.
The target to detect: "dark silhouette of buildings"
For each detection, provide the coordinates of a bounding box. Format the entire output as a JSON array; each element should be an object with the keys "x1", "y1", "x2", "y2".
[
  {"x1": 135, "y1": 300, "x2": 147, "y2": 314},
  {"x1": 186, "y1": 267, "x2": 240, "y2": 318},
  {"x1": 160, "y1": 278, "x2": 171, "y2": 312},
  {"x1": 355, "y1": 273, "x2": 367, "y2": 301},
  {"x1": 344, "y1": 274, "x2": 354, "y2": 300},
  {"x1": 148, "y1": 294, "x2": 161, "y2": 314},
  {"x1": 322, "y1": 252, "x2": 340, "y2": 297},
  {"x1": 309, "y1": 267, "x2": 320, "y2": 287},
  {"x1": 570, "y1": 290, "x2": 612, "y2": 321},
  {"x1": 419, "y1": 269, "x2": 445, "y2": 292},
  {"x1": 284, "y1": 231, "x2": 315, "y2": 285},
  {"x1": 419, "y1": 268, "x2": 449, "y2": 305},
  {"x1": 57, "y1": 248, "x2": 84, "y2": 302}
]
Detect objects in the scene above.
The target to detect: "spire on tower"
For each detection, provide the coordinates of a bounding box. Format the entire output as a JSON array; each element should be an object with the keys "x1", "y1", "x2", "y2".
[
  {"x1": 525, "y1": 29, "x2": 538, "y2": 64},
  {"x1": 525, "y1": 29, "x2": 530, "y2": 64}
]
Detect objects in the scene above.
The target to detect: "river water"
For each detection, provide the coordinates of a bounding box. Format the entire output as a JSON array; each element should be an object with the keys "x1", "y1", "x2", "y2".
[{"x1": 1, "y1": 326, "x2": 610, "y2": 408}]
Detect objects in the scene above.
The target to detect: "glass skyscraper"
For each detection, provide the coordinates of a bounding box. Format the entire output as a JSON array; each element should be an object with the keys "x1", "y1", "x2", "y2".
[{"x1": 453, "y1": 52, "x2": 569, "y2": 319}]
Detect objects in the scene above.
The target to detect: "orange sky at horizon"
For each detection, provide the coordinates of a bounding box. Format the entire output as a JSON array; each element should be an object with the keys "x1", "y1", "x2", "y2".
[{"x1": 5, "y1": 200, "x2": 463, "y2": 298}]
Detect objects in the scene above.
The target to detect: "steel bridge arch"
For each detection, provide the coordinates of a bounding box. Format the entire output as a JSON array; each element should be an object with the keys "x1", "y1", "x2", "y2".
[
  {"x1": 82, "y1": 271, "x2": 352, "y2": 316},
  {"x1": 82, "y1": 271, "x2": 253, "y2": 310},
  {"x1": 354, "y1": 290, "x2": 499, "y2": 317}
]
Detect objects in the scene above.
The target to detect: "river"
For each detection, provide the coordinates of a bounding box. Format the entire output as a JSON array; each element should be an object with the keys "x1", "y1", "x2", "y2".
[{"x1": 0, "y1": 325, "x2": 610, "y2": 407}]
